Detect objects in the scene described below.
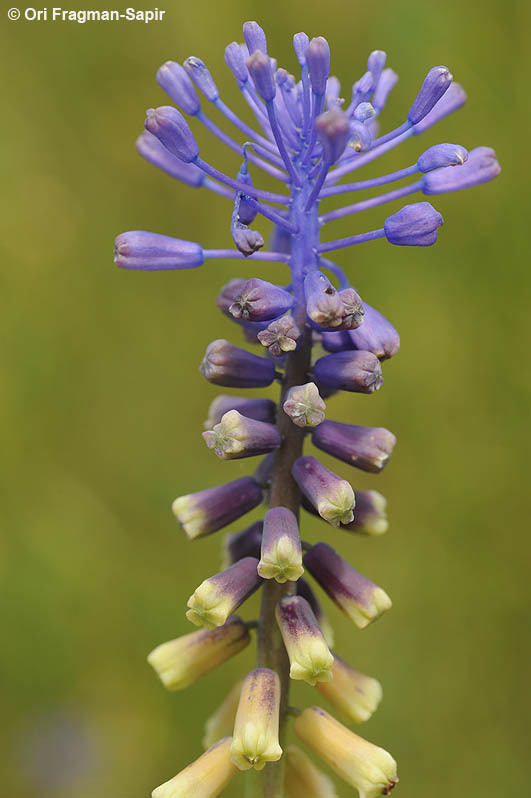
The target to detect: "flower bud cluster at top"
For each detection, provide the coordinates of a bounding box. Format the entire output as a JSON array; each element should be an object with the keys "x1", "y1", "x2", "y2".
[{"x1": 114, "y1": 19, "x2": 499, "y2": 798}]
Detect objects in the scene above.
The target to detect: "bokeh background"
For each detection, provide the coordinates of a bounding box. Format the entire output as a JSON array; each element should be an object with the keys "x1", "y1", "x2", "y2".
[{"x1": 2, "y1": 0, "x2": 529, "y2": 795}]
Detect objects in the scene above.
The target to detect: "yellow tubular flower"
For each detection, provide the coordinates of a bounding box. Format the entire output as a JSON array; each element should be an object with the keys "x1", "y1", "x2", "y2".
[
  {"x1": 147, "y1": 615, "x2": 250, "y2": 690},
  {"x1": 202, "y1": 680, "x2": 243, "y2": 749},
  {"x1": 294, "y1": 707, "x2": 398, "y2": 798},
  {"x1": 285, "y1": 744, "x2": 338, "y2": 797},
  {"x1": 231, "y1": 668, "x2": 283, "y2": 770},
  {"x1": 151, "y1": 737, "x2": 238, "y2": 798},
  {"x1": 316, "y1": 652, "x2": 383, "y2": 724}
]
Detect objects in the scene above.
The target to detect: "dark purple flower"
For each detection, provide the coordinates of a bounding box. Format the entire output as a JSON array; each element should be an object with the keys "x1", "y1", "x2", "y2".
[
  {"x1": 200, "y1": 339, "x2": 276, "y2": 388},
  {"x1": 312, "y1": 420, "x2": 397, "y2": 473},
  {"x1": 172, "y1": 476, "x2": 263, "y2": 540},
  {"x1": 314, "y1": 350, "x2": 384, "y2": 393}
]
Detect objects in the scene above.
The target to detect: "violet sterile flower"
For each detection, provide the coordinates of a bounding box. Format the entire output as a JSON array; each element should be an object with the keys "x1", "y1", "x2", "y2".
[{"x1": 115, "y1": 19, "x2": 498, "y2": 797}]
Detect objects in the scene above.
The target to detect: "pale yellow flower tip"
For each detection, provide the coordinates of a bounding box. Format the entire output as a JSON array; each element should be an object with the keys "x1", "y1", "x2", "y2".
[
  {"x1": 317, "y1": 652, "x2": 383, "y2": 724},
  {"x1": 151, "y1": 737, "x2": 238, "y2": 798},
  {"x1": 276, "y1": 595, "x2": 334, "y2": 686},
  {"x1": 294, "y1": 706, "x2": 398, "y2": 798},
  {"x1": 185, "y1": 557, "x2": 262, "y2": 630},
  {"x1": 202, "y1": 680, "x2": 243, "y2": 750},
  {"x1": 257, "y1": 506, "x2": 304, "y2": 584},
  {"x1": 231, "y1": 668, "x2": 283, "y2": 771},
  {"x1": 285, "y1": 744, "x2": 338, "y2": 797},
  {"x1": 147, "y1": 616, "x2": 250, "y2": 691}
]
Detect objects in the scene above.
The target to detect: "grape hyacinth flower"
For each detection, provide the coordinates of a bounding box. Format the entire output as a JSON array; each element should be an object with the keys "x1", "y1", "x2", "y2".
[{"x1": 114, "y1": 19, "x2": 499, "y2": 797}]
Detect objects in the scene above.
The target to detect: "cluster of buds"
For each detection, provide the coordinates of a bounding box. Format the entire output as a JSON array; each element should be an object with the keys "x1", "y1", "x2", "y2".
[{"x1": 115, "y1": 19, "x2": 498, "y2": 798}]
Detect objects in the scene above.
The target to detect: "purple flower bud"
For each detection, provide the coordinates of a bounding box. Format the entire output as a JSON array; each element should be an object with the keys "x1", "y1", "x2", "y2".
[
  {"x1": 257, "y1": 316, "x2": 300, "y2": 357},
  {"x1": 231, "y1": 222, "x2": 264, "y2": 257},
  {"x1": 293, "y1": 32, "x2": 310, "y2": 65},
  {"x1": 305, "y1": 271, "x2": 344, "y2": 329},
  {"x1": 113, "y1": 231, "x2": 203, "y2": 271},
  {"x1": 297, "y1": 578, "x2": 334, "y2": 647},
  {"x1": 200, "y1": 339, "x2": 276, "y2": 388},
  {"x1": 235, "y1": 163, "x2": 257, "y2": 225},
  {"x1": 229, "y1": 278, "x2": 293, "y2": 322},
  {"x1": 136, "y1": 131, "x2": 204, "y2": 186},
  {"x1": 254, "y1": 452, "x2": 274, "y2": 494},
  {"x1": 303, "y1": 542, "x2": 392, "y2": 629},
  {"x1": 417, "y1": 143, "x2": 468, "y2": 172},
  {"x1": 292, "y1": 456, "x2": 355, "y2": 527},
  {"x1": 384, "y1": 201, "x2": 443, "y2": 247},
  {"x1": 145, "y1": 106, "x2": 199, "y2": 163},
  {"x1": 156, "y1": 61, "x2": 200, "y2": 115},
  {"x1": 320, "y1": 330, "x2": 353, "y2": 353},
  {"x1": 348, "y1": 119, "x2": 373, "y2": 152},
  {"x1": 306, "y1": 37, "x2": 331, "y2": 95},
  {"x1": 342, "y1": 490, "x2": 389, "y2": 535},
  {"x1": 275, "y1": 595, "x2": 334, "y2": 685},
  {"x1": 372, "y1": 67, "x2": 398, "y2": 111},
  {"x1": 225, "y1": 42, "x2": 249, "y2": 85},
  {"x1": 312, "y1": 420, "x2": 397, "y2": 473},
  {"x1": 422, "y1": 146, "x2": 501, "y2": 194},
  {"x1": 216, "y1": 279, "x2": 247, "y2": 316},
  {"x1": 246, "y1": 50, "x2": 276, "y2": 101},
  {"x1": 186, "y1": 557, "x2": 263, "y2": 629},
  {"x1": 243, "y1": 20, "x2": 268, "y2": 54},
  {"x1": 315, "y1": 108, "x2": 351, "y2": 164},
  {"x1": 413, "y1": 81, "x2": 467, "y2": 134},
  {"x1": 353, "y1": 103, "x2": 375, "y2": 124},
  {"x1": 313, "y1": 351, "x2": 384, "y2": 394},
  {"x1": 348, "y1": 302, "x2": 400, "y2": 360},
  {"x1": 283, "y1": 382, "x2": 326, "y2": 428},
  {"x1": 367, "y1": 50, "x2": 387, "y2": 89},
  {"x1": 353, "y1": 71, "x2": 373, "y2": 98},
  {"x1": 203, "y1": 410, "x2": 281, "y2": 460},
  {"x1": 325, "y1": 75, "x2": 341, "y2": 107},
  {"x1": 223, "y1": 521, "x2": 263, "y2": 567},
  {"x1": 183, "y1": 56, "x2": 219, "y2": 101},
  {"x1": 258, "y1": 507, "x2": 304, "y2": 583},
  {"x1": 408, "y1": 66, "x2": 453, "y2": 124},
  {"x1": 173, "y1": 476, "x2": 263, "y2": 540},
  {"x1": 205, "y1": 395, "x2": 276, "y2": 429}
]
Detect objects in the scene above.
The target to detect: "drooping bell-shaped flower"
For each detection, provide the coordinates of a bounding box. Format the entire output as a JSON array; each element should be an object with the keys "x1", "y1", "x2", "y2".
[
  {"x1": 293, "y1": 707, "x2": 398, "y2": 798},
  {"x1": 275, "y1": 594, "x2": 334, "y2": 685},
  {"x1": 200, "y1": 339, "x2": 276, "y2": 388},
  {"x1": 152, "y1": 737, "x2": 238, "y2": 798},
  {"x1": 312, "y1": 420, "x2": 397, "y2": 473},
  {"x1": 304, "y1": 542, "x2": 392, "y2": 629},
  {"x1": 172, "y1": 476, "x2": 262, "y2": 540},
  {"x1": 186, "y1": 557, "x2": 263, "y2": 629},
  {"x1": 292, "y1": 456, "x2": 355, "y2": 527},
  {"x1": 297, "y1": 577, "x2": 335, "y2": 648},
  {"x1": 202, "y1": 680, "x2": 242, "y2": 749},
  {"x1": 230, "y1": 668, "x2": 283, "y2": 770},
  {"x1": 285, "y1": 745, "x2": 338, "y2": 798},
  {"x1": 228, "y1": 277, "x2": 293, "y2": 321},
  {"x1": 147, "y1": 615, "x2": 250, "y2": 690},
  {"x1": 422, "y1": 145, "x2": 501, "y2": 194},
  {"x1": 314, "y1": 350, "x2": 384, "y2": 393},
  {"x1": 316, "y1": 652, "x2": 383, "y2": 723},
  {"x1": 348, "y1": 303, "x2": 400, "y2": 360},
  {"x1": 145, "y1": 105, "x2": 199, "y2": 162},
  {"x1": 202, "y1": 409, "x2": 281, "y2": 460},
  {"x1": 257, "y1": 506, "x2": 304, "y2": 583}
]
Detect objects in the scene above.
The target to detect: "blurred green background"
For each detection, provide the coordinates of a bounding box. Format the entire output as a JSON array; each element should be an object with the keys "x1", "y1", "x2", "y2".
[{"x1": 1, "y1": 0, "x2": 529, "y2": 795}]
